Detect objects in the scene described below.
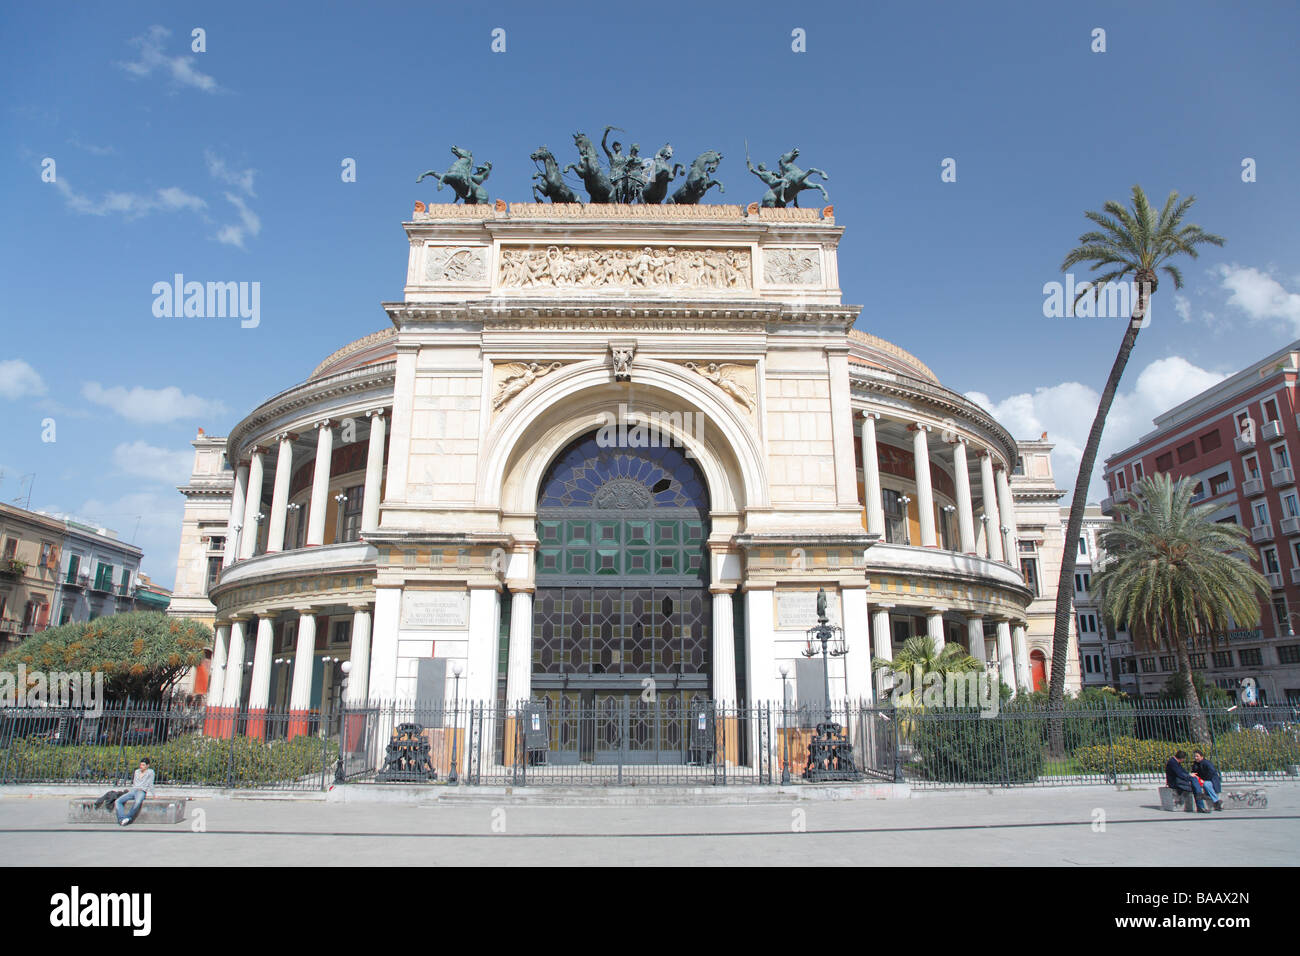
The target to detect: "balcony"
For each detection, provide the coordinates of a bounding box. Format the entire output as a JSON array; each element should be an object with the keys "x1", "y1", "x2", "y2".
[
  {"x1": 1242, "y1": 477, "x2": 1266, "y2": 497},
  {"x1": 60, "y1": 573, "x2": 89, "y2": 590},
  {"x1": 1266, "y1": 571, "x2": 1284, "y2": 590},
  {"x1": 1271, "y1": 466, "x2": 1295, "y2": 487},
  {"x1": 1250, "y1": 523, "x2": 1274, "y2": 543},
  {"x1": 1282, "y1": 515, "x2": 1300, "y2": 536},
  {"x1": 1235, "y1": 433, "x2": 1256, "y2": 452},
  {"x1": 1261, "y1": 420, "x2": 1284, "y2": 441}
]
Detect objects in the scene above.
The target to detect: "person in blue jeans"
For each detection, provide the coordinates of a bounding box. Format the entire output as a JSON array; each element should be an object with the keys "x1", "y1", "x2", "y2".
[
  {"x1": 114, "y1": 757, "x2": 155, "y2": 826},
  {"x1": 1165, "y1": 750, "x2": 1212, "y2": 813},
  {"x1": 1191, "y1": 749, "x2": 1224, "y2": 811}
]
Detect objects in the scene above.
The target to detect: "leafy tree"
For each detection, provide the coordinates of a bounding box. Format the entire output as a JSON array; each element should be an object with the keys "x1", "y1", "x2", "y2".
[
  {"x1": 1094, "y1": 474, "x2": 1268, "y2": 742},
  {"x1": 872, "y1": 634, "x2": 985, "y2": 707},
  {"x1": 0, "y1": 611, "x2": 210, "y2": 703},
  {"x1": 1049, "y1": 186, "x2": 1224, "y2": 735}
]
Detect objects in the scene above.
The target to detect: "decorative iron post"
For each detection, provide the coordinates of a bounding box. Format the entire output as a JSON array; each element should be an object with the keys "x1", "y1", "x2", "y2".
[{"x1": 800, "y1": 589, "x2": 863, "y2": 782}]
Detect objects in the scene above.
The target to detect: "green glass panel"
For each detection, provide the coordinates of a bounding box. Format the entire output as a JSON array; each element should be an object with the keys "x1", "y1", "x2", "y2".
[
  {"x1": 654, "y1": 549, "x2": 679, "y2": 574},
  {"x1": 565, "y1": 549, "x2": 591, "y2": 574},
  {"x1": 625, "y1": 520, "x2": 651, "y2": 546},
  {"x1": 595, "y1": 549, "x2": 620, "y2": 574},
  {"x1": 654, "y1": 521, "x2": 679, "y2": 545},
  {"x1": 566, "y1": 520, "x2": 591, "y2": 546},
  {"x1": 624, "y1": 548, "x2": 651, "y2": 574}
]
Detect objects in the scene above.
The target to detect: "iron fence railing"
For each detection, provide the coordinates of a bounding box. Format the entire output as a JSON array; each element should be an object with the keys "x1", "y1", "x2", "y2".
[{"x1": 2, "y1": 698, "x2": 1297, "y2": 791}]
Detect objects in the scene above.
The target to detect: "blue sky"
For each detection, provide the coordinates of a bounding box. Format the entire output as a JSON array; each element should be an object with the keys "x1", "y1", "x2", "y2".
[{"x1": 3, "y1": 0, "x2": 1299, "y2": 588}]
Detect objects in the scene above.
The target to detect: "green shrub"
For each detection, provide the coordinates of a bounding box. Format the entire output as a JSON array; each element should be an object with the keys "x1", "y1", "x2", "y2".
[
  {"x1": 0, "y1": 733, "x2": 338, "y2": 787},
  {"x1": 1072, "y1": 730, "x2": 1300, "y2": 774},
  {"x1": 907, "y1": 706, "x2": 1045, "y2": 783}
]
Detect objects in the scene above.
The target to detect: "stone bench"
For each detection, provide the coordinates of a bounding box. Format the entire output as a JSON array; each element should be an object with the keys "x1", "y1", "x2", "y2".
[
  {"x1": 1158, "y1": 787, "x2": 1195, "y2": 812},
  {"x1": 66, "y1": 797, "x2": 190, "y2": 825}
]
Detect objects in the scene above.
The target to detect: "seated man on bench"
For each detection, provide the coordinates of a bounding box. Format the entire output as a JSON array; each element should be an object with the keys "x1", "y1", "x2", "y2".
[
  {"x1": 1165, "y1": 750, "x2": 1211, "y2": 814},
  {"x1": 114, "y1": 757, "x2": 155, "y2": 826}
]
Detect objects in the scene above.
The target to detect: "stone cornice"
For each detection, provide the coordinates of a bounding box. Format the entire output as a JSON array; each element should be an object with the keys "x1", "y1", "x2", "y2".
[
  {"x1": 227, "y1": 362, "x2": 396, "y2": 460},
  {"x1": 383, "y1": 299, "x2": 861, "y2": 331}
]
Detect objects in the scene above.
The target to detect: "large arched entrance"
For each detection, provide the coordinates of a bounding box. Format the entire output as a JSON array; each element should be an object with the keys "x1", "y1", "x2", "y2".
[{"x1": 531, "y1": 432, "x2": 712, "y2": 763}]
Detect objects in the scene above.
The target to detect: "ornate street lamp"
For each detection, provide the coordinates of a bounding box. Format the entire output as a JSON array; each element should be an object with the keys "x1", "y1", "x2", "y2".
[
  {"x1": 800, "y1": 589, "x2": 862, "y2": 782},
  {"x1": 448, "y1": 662, "x2": 463, "y2": 784},
  {"x1": 900, "y1": 495, "x2": 912, "y2": 545},
  {"x1": 335, "y1": 660, "x2": 352, "y2": 783},
  {"x1": 778, "y1": 664, "x2": 792, "y2": 785}
]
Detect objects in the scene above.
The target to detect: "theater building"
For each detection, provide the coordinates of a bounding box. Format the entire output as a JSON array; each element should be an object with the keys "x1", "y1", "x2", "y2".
[{"x1": 187, "y1": 202, "x2": 1068, "y2": 726}]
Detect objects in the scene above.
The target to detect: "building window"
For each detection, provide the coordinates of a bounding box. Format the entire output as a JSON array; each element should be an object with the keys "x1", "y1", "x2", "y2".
[
  {"x1": 1212, "y1": 651, "x2": 1234, "y2": 668},
  {"x1": 1020, "y1": 558, "x2": 1040, "y2": 597},
  {"x1": 2, "y1": 538, "x2": 16, "y2": 561},
  {"x1": 1132, "y1": 461, "x2": 1144, "y2": 481},
  {"x1": 208, "y1": 535, "x2": 225, "y2": 553},
  {"x1": 882, "y1": 489, "x2": 906, "y2": 545},
  {"x1": 65, "y1": 553, "x2": 80, "y2": 583},
  {"x1": 1160, "y1": 655, "x2": 1176, "y2": 671},
  {"x1": 1262, "y1": 547, "x2": 1280, "y2": 574},
  {"x1": 1140, "y1": 657, "x2": 1156, "y2": 672},
  {"x1": 1176, "y1": 441, "x2": 1197, "y2": 464},
  {"x1": 1210, "y1": 472, "x2": 1231, "y2": 496},
  {"x1": 205, "y1": 556, "x2": 222, "y2": 593},
  {"x1": 1245, "y1": 455, "x2": 1261, "y2": 480},
  {"x1": 1263, "y1": 398, "x2": 1279, "y2": 423},
  {"x1": 1239, "y1": 647, "x2": 1263, "y2": 666},
  {"x1": 1278, "y1": 645, "x2": 1300, "y2": 665},
  {"x1": 93, "y1": 563, "x2": 113, "y2": 591},
  {"x1": 338, "y1": 485, "x2": 364, "y2": 543},
  {"x1": 1253, "y1": 501, "x2": 1269, "y2": 526},
  {"x1": 1190, "y1": 653, "x2": 1207, "y2": 668},
  {"x1": 1155, "y1": 452, "x2": 1173, "y2": 472},
  {"x1": 1200, "y1": 430, "x2": 1222, "y2": 453},
  {"x1": 1075, "y1": 572, "x2": 1090, "y2": 594},
  {"x1": 1273, "y1": 597, "x2": 1289, "y2": 632},
  {"x1": 1078, "y1": 535, "x2": 1087, "y2": 557},
  {"x1": 1285, "y1": 494, "x2": 1300, "y2": 518},
  {"x1": 1013, "y1": 456, "x2": 1024, "y2": 476},
  {"x1": 1078, "y1": 613, "x2": 1097, "y2": 634},
  {"x1": 1275, "y1": 444, "x2": 1291, "y2": 470},
  {"x1": 330, "y1": 619, "x2": 352, "y2": 645}
]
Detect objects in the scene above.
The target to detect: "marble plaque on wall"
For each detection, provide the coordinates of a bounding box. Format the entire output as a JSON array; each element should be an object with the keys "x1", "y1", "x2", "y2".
[
  {"x1": 775, "y1": 590, "x2": 841, "y2": 630},
  {"x1": 400, "y1": 590, "x2": 468, "y2": 629}
]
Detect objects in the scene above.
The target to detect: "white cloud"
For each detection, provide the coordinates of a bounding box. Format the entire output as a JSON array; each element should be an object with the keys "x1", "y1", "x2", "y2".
[
  {"x1": 1215, "y1": 264, "x2": 1300, "y2": 333},
  {"x1": 1173, "y1": 294, "x2": 1192, "y2": 323},
  {"x1": 968, "y1": 355, "x2": 1227, "y2": 501},
  {"x1": 0, "y1": 359, "x2": 47, "y2": 399},
  {"x1": 119, "y1": 25, "x2": 220, "y2": 93},
  {"x1": 68, "y1": 136, "x2": 115, "y2": 156},
  {"x1": 205, "y1": 151, "x2": 256, "y2": 196},
  {"x1": 81, "y1": 382, "x2": 227, "y2": 425},
  {"x1": 54, "y1": 176, "x2": 206, "y2": 219},
  {"x1": 111, "y1": 441, "x2": 194, "y2": 484},
  {"x1": 214, "y1": 191, "x2": 262, "y2": 249}
]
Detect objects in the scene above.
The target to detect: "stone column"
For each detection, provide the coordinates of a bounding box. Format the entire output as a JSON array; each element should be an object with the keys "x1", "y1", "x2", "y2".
[
  {"x1": 744, "y1": 585, "x2": 777, "y2": 705},
  {"x1": 288, "y1": 608, "x2": 317, "y2": 738},
  {"x1": 979, "y1": 451, "x2": 1004, "y2": 562},
  {"x1": 220, "y1": 618, "x2": 248, "y2": 709},
  {"x1": 912, "y1": 424, "x2": 937, "y2": 547},
  {"x1": 368, "y1": 587, "x2": 401, "y2": 703},
  {"x1": 505, "y1": 589, "x2": 533, "y2": 705},
  {"x1": 841, "y1": 587, "x2": 871, "y2": 704},
  {"x1": 711, "y1": 588, "x2": 738, "y2": 703},
  {"x1": 247, "y1": 615, "x2": 276, "y2": 739},
  {"x1": 223, "y1": 465, "x2": 248, "y2": 567},
  {"x1": 362, "y1": 409, "x2": 387, "y2": 534},
  {"x1": 996, "y1": 467, "x2": 1020, "y2": 564},
  {"x1": 203, "y1": 623, "x2": 230, "y2": 735},
  {"x1": 826, "y1": 345, "x2": 860, "y2": 508},
  {"x1": 345, "y1": 604, "x2": 372, "y2": 706},
  {"x1": 926, "y1": 609, "x2": 946, "y2": 651},
  {"x1": 306, "y1": 421, "x2": 334, "y2": 547},
  {"x1": 871, "y1": 604, "x2": 894, "y2": 698},
  {"x1": 239, "y1": 449, "x2": 265, "y2": 560},
  {"x1": 861, "y1": 412, "x2": 886, "y2": 536},
  {"x1": 950, "y1": 438, "x2": 977, "y2": 554},
  {"x1": 266, "y1": 434, "x2": 295, "y2": 552},
  {"x1": 467, "y1": 587, "x2": 501, "y2": 704},
  {"x1": 966, "y1": 615, "x2": 986, "y2": 663},
  {"x1": 996, "y1": 619, "x2": 1015, "y2": 697},
  {"x1": 1013, "y1": 623, "x2": 1033, "y2": 692}
]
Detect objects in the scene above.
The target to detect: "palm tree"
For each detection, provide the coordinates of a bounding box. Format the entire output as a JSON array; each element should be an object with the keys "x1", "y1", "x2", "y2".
[
  {"x1": 1093, "y1": 474, "x2": 1268, "y2": 742},
  {"x1": 1048, "y1": 186, "x2": 1225, "y2": 727},
  {"x1": 872, "y1": 634, "x2": 985, "y2": 708}
]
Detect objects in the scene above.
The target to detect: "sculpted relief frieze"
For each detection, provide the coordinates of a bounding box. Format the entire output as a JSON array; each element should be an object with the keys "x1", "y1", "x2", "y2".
[
  {"x1": 424, "y1": 246, "x2": 488, "y2": 283},
  {"x1": 680, "y1": 361, "x2": 758, "y2": 415},
  {"x1": 763, "y1": 247, "x2": 822, "y2": 285},
  {"x1": 497, "y1": 245, "x2": 752, "y2": 291}
]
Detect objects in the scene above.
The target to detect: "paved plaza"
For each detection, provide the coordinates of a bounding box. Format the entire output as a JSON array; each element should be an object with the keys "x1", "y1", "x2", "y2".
[{"x1": 2, "y1": 783, "x2": 1296, "y2": 866}]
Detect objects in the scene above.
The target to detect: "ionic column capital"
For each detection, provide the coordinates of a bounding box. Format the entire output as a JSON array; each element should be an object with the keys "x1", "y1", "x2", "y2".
[
  {"x1": 366, "y1": 407, "x2": 387, "y2": 420},
  {"x1": 861, "y1": 410, "x2": 881, "y2": 421},
  {"x1": 275, "y1": 431, "x2": 299, "y2": 444},
  {"x1": 909, "y1": 422, "x2": 931, "y2": 433},
  {"x1": 947, "y1": 434, "x2": 968, "y2": 446}
]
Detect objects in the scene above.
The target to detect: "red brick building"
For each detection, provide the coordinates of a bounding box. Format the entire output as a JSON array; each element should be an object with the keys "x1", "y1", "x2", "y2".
[{"x1": 1101, "y1": 341, "x2": 1300, "y2": 704}]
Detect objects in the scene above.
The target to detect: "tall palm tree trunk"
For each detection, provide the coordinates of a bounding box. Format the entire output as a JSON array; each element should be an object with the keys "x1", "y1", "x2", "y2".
[
  {"x1": 1047, "y1": 283, "x2": 1151, "y2": 752},
  {"x1": 1173, "y1": 629, "x2": 1211, "y2": 743}
]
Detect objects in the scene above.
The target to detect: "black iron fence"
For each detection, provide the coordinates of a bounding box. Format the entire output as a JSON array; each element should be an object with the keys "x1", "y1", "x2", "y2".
[{"x1": 2, "y1": 698, "x2": 1297, "y2": 790}]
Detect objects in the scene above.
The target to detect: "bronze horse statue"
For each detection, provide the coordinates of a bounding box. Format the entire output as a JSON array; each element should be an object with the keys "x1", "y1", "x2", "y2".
[
  {"x1": 530, "y1": 146, "x2": 578, "y2": 204},
  {"x1": 748, "y1": 145, "x2": 829, "y2": 207},
  {"x1": 564, "y1": 132, "x2": 615, "y2": 203},
  {"x1": 669, "y1": 150, "x2": 724, "y2": 205},
  {"x1": 416, "y1": 145, "x2": 491, "y2": 205},
  {"x1": 640, "y1": 144, "x2": 684, "y2": 205}
]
